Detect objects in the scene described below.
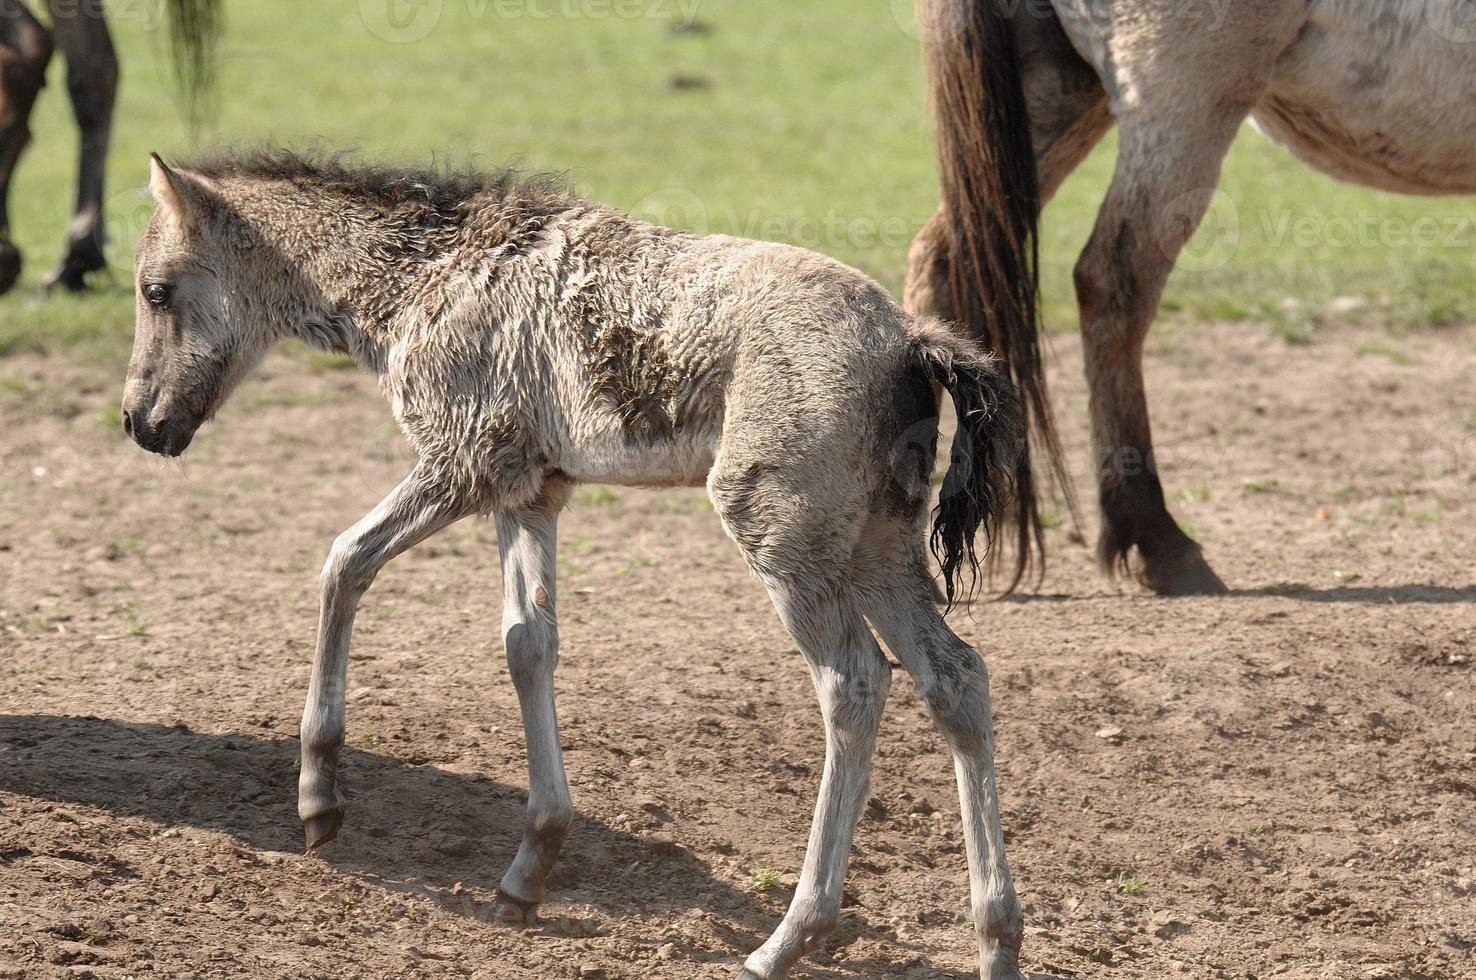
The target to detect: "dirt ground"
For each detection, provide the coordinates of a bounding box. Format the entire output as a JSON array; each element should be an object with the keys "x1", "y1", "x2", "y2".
[{"x1": 1, "y1": 320, "x2": 1473, "y2": 980}]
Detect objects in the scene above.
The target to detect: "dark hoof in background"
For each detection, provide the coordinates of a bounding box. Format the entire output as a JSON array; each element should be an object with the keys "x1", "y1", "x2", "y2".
[
  {"x1": 1140, "y1": 547, "x2": 1229, "y2": 596},
  {"x1": 301, "y1": 808, "x2": 344, "y2": 851},
  {"x1": 0, "y1": 240, "x2": 20, "y2": 295},
  {"x1": 41, "y1": 237, "x2": 107, "y2": 293}
]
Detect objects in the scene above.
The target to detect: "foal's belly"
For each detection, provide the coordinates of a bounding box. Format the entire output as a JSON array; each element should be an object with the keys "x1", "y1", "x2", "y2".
[
  {"x1": 560, "y1": 429, "x2": 717, "y2": 489},
  {"x1": 1253, "y1": 0, "x2": 1476, "y2": 194}
]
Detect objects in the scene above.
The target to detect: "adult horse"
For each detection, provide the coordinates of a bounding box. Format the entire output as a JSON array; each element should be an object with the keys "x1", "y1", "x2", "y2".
[
  {"x1": 0, "y1": 0, "x2": 217, "y2": 293},
  {"x1": 906, "y1": 0, "x2": 1476, "y2": 594}
]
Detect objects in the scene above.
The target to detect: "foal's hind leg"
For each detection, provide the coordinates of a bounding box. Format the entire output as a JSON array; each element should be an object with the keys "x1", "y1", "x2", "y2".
[
  {"x1": 737, "y1": 578, "x2": 890, "y2": 979},
  {"x1": 711, "y1": 472, "x2": 890, "y2": 979},
  {"x1": 489, "y1": 479, "x2": 575, "y2": 923},
  {"x1": 42, "y1": 0, "x2": 116, "y2": 292},
  {"x1": 0, "y1": 1, "x2": 53, "y2": 294},
  {"x1": 858, "y1": 545, "x2": 1023, "y2": 980}
]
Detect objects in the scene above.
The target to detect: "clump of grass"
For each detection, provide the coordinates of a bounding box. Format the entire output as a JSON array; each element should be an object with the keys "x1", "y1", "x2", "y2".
[
  {"x1": 750, "y1": 867, "x2": 784, "y2": 893},
  {"x1": 1115, "y1": 872, "x2": 1146, "y2": 896},
  {"x1": 1178, "y1": 480, "x2": 1212, "y2": 504},
  {"x1": 1354, "y1": 339, "x2": 1418, "y2": 366}
]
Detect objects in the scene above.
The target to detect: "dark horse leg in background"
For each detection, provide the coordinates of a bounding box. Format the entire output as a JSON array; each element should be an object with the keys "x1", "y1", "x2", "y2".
[
  {"x1": 43, "y1": 0, "x2": 117, "y2": 291},
  {"x1": 0, "y1": 0, "x2": 54, "y2": 294},
  {"x1": 908, "y1": 0, "x2": 1289, "y2": 595},
  {"x1": 0, "y1": 0, "x2": 210, "y2": 296}
]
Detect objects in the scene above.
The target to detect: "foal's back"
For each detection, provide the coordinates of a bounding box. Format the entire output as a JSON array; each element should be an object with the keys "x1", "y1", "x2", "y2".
[{"x1": 486, "y1": 208, "x2": 920, "y2": 492}]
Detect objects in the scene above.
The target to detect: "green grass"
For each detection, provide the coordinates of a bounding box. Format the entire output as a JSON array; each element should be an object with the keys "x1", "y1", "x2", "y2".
[
  {"x1": 4, "y1": 1, "x2": 1475, "y2": 358},
  {"x1": 1115, "y1": 872, "x2": 1146, "y2": 896},
  {"x1": 750, "y1": 866, "x2": 785, "y2": 893}
]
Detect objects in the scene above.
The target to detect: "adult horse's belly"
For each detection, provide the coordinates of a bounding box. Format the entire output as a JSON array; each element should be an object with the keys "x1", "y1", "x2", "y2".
[{"x1": 1252, "y1": 0, "x2": 1476, "y2": 194}]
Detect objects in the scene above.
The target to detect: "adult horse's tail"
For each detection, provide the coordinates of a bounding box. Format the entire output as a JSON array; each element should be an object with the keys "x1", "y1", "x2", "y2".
[
  {"x1": 165, "y1": 0, "x2": 224, "y2": 123},
  {"x1": 921, "y1": 0, "x2": 1069, "y2": 592}
]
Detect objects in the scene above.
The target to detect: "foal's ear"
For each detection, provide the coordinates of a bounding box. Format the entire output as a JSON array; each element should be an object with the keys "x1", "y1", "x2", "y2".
[{"x1": 148, "y1": 153, "x2": 213, "y2": 238}]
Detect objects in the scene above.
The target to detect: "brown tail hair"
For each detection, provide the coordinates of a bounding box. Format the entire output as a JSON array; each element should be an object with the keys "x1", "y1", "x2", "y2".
[
  {"x1": 922, "y1": 0, "x2": 1072, "y2": 592},
  {"x1": 166, "y1": 0, "x2": 223, "y2": 125}
]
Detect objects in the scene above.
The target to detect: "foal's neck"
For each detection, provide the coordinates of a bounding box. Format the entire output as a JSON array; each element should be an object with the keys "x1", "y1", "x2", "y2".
[{"x1": 229, "y1": 180, "x2": 468, "y2": 372}]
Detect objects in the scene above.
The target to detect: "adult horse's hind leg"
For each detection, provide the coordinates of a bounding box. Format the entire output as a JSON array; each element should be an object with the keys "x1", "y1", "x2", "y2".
[
  {"x1": 42, "y1": 0, "x2": 116, "y2": 292},
  {"x1": 489, "y1": 478, "x2": 575, "y2": 923},
  {"x1": 0, "y1": 0, "x2": 53, "y2": 294},
  {"x1": 856, "y1": 537, "x2": 1023, "y2": 980},
  {"x1": 711, "y1": 469, "x2": 891, "y2": 979},
  {"x1": 1075, "y1": 93, "x2": 1270, "y2": 594},
  {"x1": 299, "y1": 466, "x2": 472, "y2": 848}
]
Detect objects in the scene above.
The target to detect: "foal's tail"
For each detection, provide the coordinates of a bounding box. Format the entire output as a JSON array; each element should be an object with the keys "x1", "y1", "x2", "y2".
[
  {"x1": 908, "y1": 317, "x2": 1026, "y2": 607},
  {"x1": 922, "y1": 0, "x2": 1070, "y2": 591}
]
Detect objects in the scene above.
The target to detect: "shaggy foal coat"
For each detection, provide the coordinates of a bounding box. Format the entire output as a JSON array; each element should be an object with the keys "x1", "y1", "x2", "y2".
[{"x1": 122, "y1": 151, "x2": 1027, "y2": 980}]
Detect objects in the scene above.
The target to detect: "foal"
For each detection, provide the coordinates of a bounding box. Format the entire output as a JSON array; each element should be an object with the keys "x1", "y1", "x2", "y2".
[{"x1": 122, "y1": 149, "x2": 1028, "y2": 980}]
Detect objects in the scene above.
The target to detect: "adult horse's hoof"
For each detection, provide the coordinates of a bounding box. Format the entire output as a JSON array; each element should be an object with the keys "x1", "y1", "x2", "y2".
[
  {"x1": 41, "y1": 237, "x2": 106, "y2": 293},
  {"x1": 0, "y1": 240, "x2": 20, "y2": 295},
  {"x1": 1140, "y1": 547, "x2": 1228, "y2": 596},
  {"x1": 301, "y1": 808, "x2": 344, "y2": 851}
]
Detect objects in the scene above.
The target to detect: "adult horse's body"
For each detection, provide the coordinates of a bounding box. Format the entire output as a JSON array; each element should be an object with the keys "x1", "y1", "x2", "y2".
[
  {"x1": 0, "y1": 0, "x2": 215, "y2": 293},
  {"x1": 907, "y1": 0, "x2": 1476, "y2": 594}
]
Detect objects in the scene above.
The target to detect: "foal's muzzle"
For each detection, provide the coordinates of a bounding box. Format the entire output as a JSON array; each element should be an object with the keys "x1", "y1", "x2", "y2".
[{"x1": 121, "y1": 392, "x2": 196, "y2": 458}]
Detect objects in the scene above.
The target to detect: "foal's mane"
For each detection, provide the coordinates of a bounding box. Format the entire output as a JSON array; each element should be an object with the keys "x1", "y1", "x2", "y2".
[{"x1": 185, "y1": 147, "x2": 571, "y2": 214}]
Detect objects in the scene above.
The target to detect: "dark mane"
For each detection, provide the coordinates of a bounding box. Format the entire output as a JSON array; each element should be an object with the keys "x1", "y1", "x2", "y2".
[{"x1": 182, "y1": 147, "x2": 572, "y2": 213}]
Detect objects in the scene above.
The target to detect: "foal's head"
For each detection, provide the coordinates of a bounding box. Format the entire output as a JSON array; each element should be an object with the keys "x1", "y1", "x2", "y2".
[{"x1": 122, "y1": 154, "x2": 272, "y2": 457}]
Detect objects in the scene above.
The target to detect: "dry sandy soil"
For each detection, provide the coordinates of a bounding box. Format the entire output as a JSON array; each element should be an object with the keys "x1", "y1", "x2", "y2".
[{"x1": 1, "y1": 320, "x2": 1473, "y2": 980}]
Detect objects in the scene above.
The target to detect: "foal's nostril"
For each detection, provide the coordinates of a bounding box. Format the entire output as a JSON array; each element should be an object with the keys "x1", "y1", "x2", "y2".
[{"x1": 122, "y1": 409, "x2": 135, "y2": 438}]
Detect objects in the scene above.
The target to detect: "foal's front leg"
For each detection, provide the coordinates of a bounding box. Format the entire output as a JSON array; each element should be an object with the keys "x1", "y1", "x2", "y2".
[
  {"x1": 299, "y1": 466, "x2": 470, "y2": 848},
  {"x1": 490, "y1": 480, "x2": 575, "y2": 922}
]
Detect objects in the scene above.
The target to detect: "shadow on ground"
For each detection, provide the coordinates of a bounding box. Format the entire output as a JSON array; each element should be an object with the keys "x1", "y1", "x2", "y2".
[
  {"x1": 0, "y1": 714, "x2": 991, "y2": 978},
  {"x1": 1003, "y1": 582, "x2": 1476, "y2": 604}
]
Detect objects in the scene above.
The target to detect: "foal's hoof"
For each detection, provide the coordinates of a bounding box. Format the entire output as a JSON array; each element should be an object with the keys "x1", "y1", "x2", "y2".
[
  {"x1": 0, "y1": 241, "x2": 20, "y2": 295},
  {"x1": 491, "y1": 891, "x2": 541, "y2": 926},
  {"x1": 301, "y1": 808, "x2": 344, "y2": 851}
]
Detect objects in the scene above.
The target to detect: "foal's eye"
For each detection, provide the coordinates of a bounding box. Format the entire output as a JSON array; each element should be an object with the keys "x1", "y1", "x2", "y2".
[{"x1": 143, "y1": 283, "x2": 172, "y2": 307}]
